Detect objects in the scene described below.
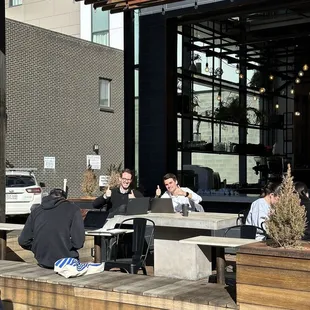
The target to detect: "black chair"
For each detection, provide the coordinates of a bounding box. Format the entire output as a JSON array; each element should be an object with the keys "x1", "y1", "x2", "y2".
[
  {"x1": 224, "y1": 224, "x2": 266, "y2": 239},
  {"x1": 104, "y1": 217, "x2": 155, "y2": 275},
  {"x1": 236, "y1": 208, "x2": 250, "y2": 225}
]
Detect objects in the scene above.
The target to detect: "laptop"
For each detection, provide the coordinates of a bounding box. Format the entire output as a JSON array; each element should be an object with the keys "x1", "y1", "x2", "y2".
[
  {"x1": 126, "y1": 197, "x2": 150, "y2": 215},
  {"x1": 84, "y1": 210, "x2": 109, "y2": 230},
  {"x1": 150, "y1": 198, "x2": 175, "y2": 213}
]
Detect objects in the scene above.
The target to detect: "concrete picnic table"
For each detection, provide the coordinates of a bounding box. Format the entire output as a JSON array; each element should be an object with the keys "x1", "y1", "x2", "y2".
[
  {"x1": 0, "y1": 223, "x2": 24, "y2": 259},
  {"x1": 104, "y1": 212, "x2": 238, "y2": 280}
]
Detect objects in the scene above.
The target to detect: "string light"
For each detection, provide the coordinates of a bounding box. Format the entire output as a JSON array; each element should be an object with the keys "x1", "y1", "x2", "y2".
[
  {"x1": 295, "y1": 77, "x2": 301, "y2": 84},
  {"x1": 259, "y1": 87, "x2": 266, "y2": 93},
  {"x1": 298, "y1": 71, "x2": 304, "y2": 77},
  {"x1": 303, "y1": 64, "x2": 309, "y2": 71},
  {"x1": 205, "y1": 63, "x2": 209, "y2": 72},
  {"x1": 275, "y1": 104, "x2": 279, "y2": 109},
  {"x1": 269, "y1": 74, "x2": 274, "y2": 80},
  {"x1": 295, "y1": 111, "x2": 301, "y2": 116},
  {"x1": 290, "y1": 86, "x2": 294, "y2": 95},
  {"x1": 239, "y1": 73, "x2": 244, "y2": 79},
  {"x1": 217, "y1": 92, "x2": 221, "y2": 101},
  {"x1": 253, "y1": 96, "x2": 257, "y2": 101}
]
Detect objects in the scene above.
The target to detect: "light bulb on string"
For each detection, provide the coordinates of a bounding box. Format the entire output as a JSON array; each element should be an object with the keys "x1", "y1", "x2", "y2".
[
  {"x1": 259, "y1": 87, "x2": 265, "y2": 94},
  {"x1": 239, "y1": 73, "x2": 244, "y2": 79},
  {"x1": 253, "y1": 95, "x2": 257, "y2": 101},
  {"x1": 303, "y1": 64, "x2": 309, "y2": 71},
  {"x1": 295, "y1": 77, "x2": 301, "y2": 84},
  {"x1": 269, "y1": 74, "x2": 274, "y2": 80},
  {"x1": 295, "y1": 111, "x2": 301, "y2": 116},
  {"x1": 290, "y1": 86, "x2": 294, "y2": 95},
  {"x1": 217, "y1": 92, "x2": 221, "y2": 101},
  {"x1": 205, "y1": 63, "x2": 209, "y2": 73},
  {"x1": 275, "y1": 104, "x2": 279, "y2": 109},
  {"x1": 298, "y1": 71, "x2": 304, "y2": 77}
]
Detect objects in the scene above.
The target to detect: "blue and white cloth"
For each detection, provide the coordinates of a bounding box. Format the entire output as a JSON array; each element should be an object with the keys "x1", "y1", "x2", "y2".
[{"x1": 54, "y1": 258, "x2": 105, "y2": 278}]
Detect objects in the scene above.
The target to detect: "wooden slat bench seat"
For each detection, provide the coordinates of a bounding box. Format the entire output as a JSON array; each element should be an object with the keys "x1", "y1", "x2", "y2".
[
  {"x1": 0, "y1": 260, "x2": 237, "y2": 310},
  {"x1": 180, "y1": 236, "x2": 256, "y2": 285}
]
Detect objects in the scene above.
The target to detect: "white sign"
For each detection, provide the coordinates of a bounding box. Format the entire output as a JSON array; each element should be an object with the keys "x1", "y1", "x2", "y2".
[
  {"x1": 86, "y1": 155, "x2": 101, "y2": 170},
  {"x1": 44, "y1": 157, "x2": 55, "y2": 169},
  {"x1": 99, "y1": 175, "x2": 109, "y2": 187}
]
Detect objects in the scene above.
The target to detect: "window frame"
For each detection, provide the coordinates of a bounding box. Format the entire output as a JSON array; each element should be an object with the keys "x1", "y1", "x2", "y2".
[
  {"x1": 91, "y1": 8, "x2": 110, "y2": 46},
  {"x1": 92, "y1": 30, "x2": 110, "y2": 46},
  {"x1": 99, "y1": 78, "x2": 113, "y2": 112},
  {"x1": 9, "y1": 0, "x2": 23, "y2": 7}
]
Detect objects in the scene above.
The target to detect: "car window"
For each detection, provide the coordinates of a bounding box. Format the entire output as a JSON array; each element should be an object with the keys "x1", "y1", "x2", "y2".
[{"x1": 6, "y1": 176, "x2": 36, "y2": 188}]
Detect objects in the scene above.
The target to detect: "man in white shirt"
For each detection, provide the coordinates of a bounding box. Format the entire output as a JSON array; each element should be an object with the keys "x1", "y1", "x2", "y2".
[{"x1": 155, "y1": 173, "x2": 204, "y2": 212}]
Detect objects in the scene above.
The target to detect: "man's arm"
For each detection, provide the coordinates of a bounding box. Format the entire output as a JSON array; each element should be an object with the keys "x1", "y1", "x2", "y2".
[
  {"x1": 18, "y1": 213, "x2": 34, "y2": 250},
  {"x1": 187, "y1": 188, "x2": 202, "y2": 204},
  {"x1": 93, "y1": 195, "x2": 108, "y2": 209},
  {"x1": 70, "y1": 210, "x2": 85, "y2": 250}
]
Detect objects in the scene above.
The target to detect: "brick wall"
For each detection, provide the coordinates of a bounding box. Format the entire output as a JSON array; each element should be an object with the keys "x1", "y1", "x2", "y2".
[{"x1": 5, "y1": 19, "x2": 124, "y2": 198}]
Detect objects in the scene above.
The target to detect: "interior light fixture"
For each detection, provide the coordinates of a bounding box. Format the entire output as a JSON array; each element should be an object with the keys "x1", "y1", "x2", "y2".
[
  {"x1": 269, "y1": 74, "x2": 274, "y2": 80},
  {"x1": 298, "y1": 70, "x2": 304, "y2": 77},
  {"x1": 303, "y1": 64, "x2": 309, "y2": 71},
  {"x1": 205, "y1": 63, "x2": 209, "y2": 72},
  {"x1": 295, "y1": 77, "x2": 301, "y2": 84},
  {"x1": 295, "y1": 111, "x2": 301, "y2": 116},
  {"x1": 239, "y1": 73, "x2": 244, "y2": 79},
  {"x1": 235, "y1": 65, "x2": 240, "y2": 74},
  {"x1": 290, "y1": 86, "x2": 294, "y2": 95},
  {"x1": 259, "y1": 87, "x2": 266, "y2": 93}
]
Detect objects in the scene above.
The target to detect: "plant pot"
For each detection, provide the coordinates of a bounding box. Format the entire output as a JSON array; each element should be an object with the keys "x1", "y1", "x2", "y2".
[{"x1": 237, "y1": 241, "x2": 310, "y2": 310}]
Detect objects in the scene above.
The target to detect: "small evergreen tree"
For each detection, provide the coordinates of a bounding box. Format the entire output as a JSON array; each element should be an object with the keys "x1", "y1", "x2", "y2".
[
  {"x1": 81, "y1": 165, "x2": 97, "y2": 197},
  {"x1": 265, "y1": 164, "x2": 307, "y2": 248}
]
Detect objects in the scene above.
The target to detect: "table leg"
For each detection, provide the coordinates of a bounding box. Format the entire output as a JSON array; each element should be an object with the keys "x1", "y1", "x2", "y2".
[
  {"x1": 94, "y1": 236, "x2": 102, "y2": 263},
  {"x1": 216, "y1": 247, "x2": 226, "y2": 285},
  {"x1": 0, "y1": 231, "x2": 7, "y2": 260}
]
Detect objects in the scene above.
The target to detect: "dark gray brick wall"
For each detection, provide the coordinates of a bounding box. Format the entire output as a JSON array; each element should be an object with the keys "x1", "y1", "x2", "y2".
[{"x1": 5, "y1": 18, "x2": 124, "y2": 198}]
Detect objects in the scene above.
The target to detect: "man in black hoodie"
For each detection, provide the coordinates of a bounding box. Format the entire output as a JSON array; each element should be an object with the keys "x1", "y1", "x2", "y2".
[{"x1": 18, "y1": 188, "x2": 85, "y2": 269}]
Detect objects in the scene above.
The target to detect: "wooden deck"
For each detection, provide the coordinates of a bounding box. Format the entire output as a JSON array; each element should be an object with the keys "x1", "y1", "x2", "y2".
[{"x1": 0, "y1": 260, "x2": 237, "y2": 310}]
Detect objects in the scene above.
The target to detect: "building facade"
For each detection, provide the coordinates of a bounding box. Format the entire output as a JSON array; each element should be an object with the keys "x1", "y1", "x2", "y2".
[
  {"x1": 5, "y1": 0, "x2": 124, "y2": 50},
  {"x1": 6, "y1": 18, "x2": 124, "y2": 197}
]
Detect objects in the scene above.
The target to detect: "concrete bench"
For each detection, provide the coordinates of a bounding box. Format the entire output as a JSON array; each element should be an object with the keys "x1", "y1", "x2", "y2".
[
  {"x1": 179, "y1": 236, "x2": 256, "y2": 284},
  {"x1": 0, "y1": 260, "x2": 238, "y2": 309}
]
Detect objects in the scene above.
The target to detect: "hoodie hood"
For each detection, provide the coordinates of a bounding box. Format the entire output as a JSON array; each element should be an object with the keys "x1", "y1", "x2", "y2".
[{"x1": 41, "y1": 196, "x2": 66, "y2": 210}]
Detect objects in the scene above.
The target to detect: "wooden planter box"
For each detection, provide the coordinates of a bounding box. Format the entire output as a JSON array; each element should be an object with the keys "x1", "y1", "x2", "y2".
[{"x1": 237, "y1": 241, "x2": 310, "y2": 310}]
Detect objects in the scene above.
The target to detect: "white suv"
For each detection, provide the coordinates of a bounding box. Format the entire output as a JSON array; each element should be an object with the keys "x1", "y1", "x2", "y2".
[{"x1": 5, "y1": 168, "x2": 45, "y2": 215}]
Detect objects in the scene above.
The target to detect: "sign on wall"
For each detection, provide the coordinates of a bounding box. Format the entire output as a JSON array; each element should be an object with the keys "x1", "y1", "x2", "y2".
[
  {"x1": 44, "y1": 157, "x2": 56, "y2": 169},
  {"x1": 86, "y1": 155, "x2": 101, "y2": 170}
]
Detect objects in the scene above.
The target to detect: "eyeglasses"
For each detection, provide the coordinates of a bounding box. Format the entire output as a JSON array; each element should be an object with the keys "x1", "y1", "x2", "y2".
[{"x1": 121, "y1": 178, "x2": 132, "y2": 182}]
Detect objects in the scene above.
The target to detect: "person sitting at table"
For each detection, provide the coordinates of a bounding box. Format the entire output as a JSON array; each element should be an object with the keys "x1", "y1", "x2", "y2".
[
  {"x1": 93, "y1": 168, "x2": 143, "y2": 216},
  {"x1": 245, "y1": 182, "x2": 281, "y2": 240},
  {"x1": 18, "y1": 188, "x2": 85, "y2": 269},
  {"x1": 155, "y1": 173, "x2": 204, "y2": 212},
  {"x1": 294, "y1": 181, "x2": 310, "y2": 239}
]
